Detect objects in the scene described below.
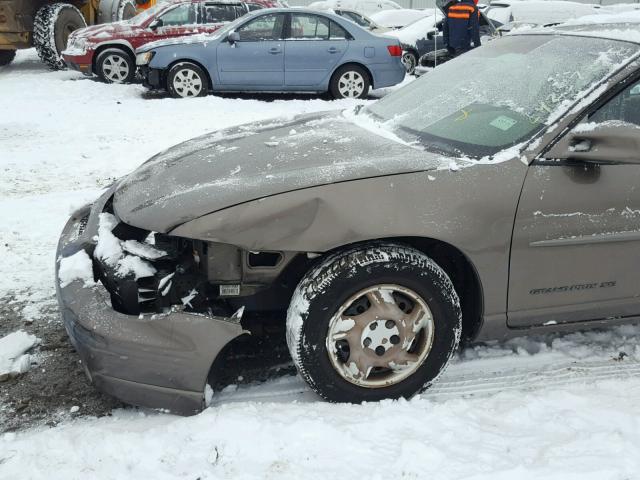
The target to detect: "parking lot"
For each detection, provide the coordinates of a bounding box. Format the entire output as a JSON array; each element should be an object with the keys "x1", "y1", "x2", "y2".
[{"x1": 2, "y1": 45, "x2": 640, "y2": 478}]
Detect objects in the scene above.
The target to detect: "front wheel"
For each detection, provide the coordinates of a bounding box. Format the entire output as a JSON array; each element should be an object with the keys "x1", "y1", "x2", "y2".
[
  {"x1": 96, "y1": 48, "x2": 135, "y2": 83},
  {"x1": 329, "y1": 65, "x2": 370, "y2": 99},
  {"x1": 167, "y1": 62, "x2": 209, "y2": 98},
  {"x1": 286, "y1": 244, "x2": 462, "y2": 403}
]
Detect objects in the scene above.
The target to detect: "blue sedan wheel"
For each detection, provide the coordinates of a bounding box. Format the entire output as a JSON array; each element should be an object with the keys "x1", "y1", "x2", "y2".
[
  {"x1": 167, "y1": 62, "x2": 209, "y2": 99},
  {"x1": 330, "y1": 65, "x2": 370, "y2": 99}
]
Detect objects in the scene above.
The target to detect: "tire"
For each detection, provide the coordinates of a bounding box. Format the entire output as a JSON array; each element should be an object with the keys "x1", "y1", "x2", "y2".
[
  {"x1": 286, "y1": 243, "x2": 462, "y2": 403},
  {"x1": 96, "y1": 48, "x2": 135, "y2": 83},
  {"x1": 0, "y1": 50, "x2": 16, "y2": 66},
  {"x1": 401, "y1": 50, "x2": 417, "y2": 75},
  {"x1": 117, "y1": 0, "x2": 137, "y2": 21},
  {"x1": 329, "y1": 64, "x2": 370, "y2": 99},
  {"x1": 166, "y1": 62, "x2": 209, "y2": 98},
  {"x1": 34, "y1": 3, "x2": 87, "y2": 70}
]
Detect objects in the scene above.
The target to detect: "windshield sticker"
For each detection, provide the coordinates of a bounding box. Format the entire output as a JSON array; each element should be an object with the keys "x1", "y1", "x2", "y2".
[{"x1": 490, "y1": 116, "x2": 518, "y2": 131}]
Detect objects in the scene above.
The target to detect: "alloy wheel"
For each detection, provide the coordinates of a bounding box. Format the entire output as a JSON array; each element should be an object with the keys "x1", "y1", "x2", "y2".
[
  {"x1": 102, "y1": 54, "x2": 130, "y2": 83},
  {"x1": 172, "y1": 69, "x2": 204, "y2": 98},
  {"x1": 401, "y1": 52, "x2": 416, "y2": 74},
  {"x1": 326, "y1": 284, "x2": 435, "y2": 388},
  {"x1": 337, "y1": 71, "x2": 365, "y2": 98}
]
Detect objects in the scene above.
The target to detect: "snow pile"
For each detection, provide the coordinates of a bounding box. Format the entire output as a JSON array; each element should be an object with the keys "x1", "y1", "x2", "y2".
[
  {"x1": 58, "y1": 250, "x2": 96, "y2": 288},
  {"x1": 0, "y1": 331, "x2": 39, "y2": 381},
  {"x1": 94, "y1": 213, "x2": 157, "y2": 280}
]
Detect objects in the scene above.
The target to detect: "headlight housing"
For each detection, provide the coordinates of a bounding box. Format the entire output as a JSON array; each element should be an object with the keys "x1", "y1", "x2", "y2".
[
  {"x1": 65, "y1": 36, "x2": 87, "y2": 54},
  {"x1": 136, "y1": 51, "x2": 155, "y2": 66}
]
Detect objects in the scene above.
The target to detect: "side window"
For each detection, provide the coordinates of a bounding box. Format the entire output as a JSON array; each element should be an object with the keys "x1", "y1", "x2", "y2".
[
  {"x1": 329, "y1": 20, "x2": 349, "y2": 39},
  {"x1": 158, "y1": 4, "x2": 197, "y2": 26},
  {"x1": 290, "y1": 14, "x2": 330, "y2": 40},
  {"x1": 589, "y1": 79, "x2": 640, "y2": 127},
  {"x1": 202, "y1": 4, "x2": 244, "y2": 24},
  {"x1": 236, "y1": 13, "x2": 285, "y2": 41},
  {"x1": 246, "y1": 3, "x2": 264, "y2": 11}
]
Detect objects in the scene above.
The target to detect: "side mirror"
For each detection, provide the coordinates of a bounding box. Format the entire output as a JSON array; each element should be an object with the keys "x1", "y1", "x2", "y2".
[
  {"x1": 426, "y1": 29, "x2": 437, "y2": 40},
  {"x1": 546, "y1": 123, "x2": 640, "y2": 165},
  {"x1": 227, "y1": 31, "x2": 240, "y2": 44},
  {"x1": 149, "y1": 18, "x2": 163, "y2": 30}
]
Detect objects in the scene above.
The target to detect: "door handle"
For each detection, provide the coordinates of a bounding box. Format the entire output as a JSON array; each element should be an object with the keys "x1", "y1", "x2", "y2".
[
  {"x1": 327, "y1": 47, "x2": 340, "y2": 53},
  {"x1": 269, "y1": 47, "x2": 282, "y2": 54}
]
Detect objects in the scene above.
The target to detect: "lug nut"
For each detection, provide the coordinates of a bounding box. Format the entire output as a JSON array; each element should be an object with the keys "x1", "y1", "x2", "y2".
[
  {"x1": 363, "y1": 337, "x2": 372, "y2": 347},
  {"x1": 385, "y1": 320, "x2": 395, "y2": 329},
  {"x1": 390, "y1": 335, "x2": 400, "y2": 345},
  {"x1": 375, "y1": 346, "x2": 385, "y2": 356}
]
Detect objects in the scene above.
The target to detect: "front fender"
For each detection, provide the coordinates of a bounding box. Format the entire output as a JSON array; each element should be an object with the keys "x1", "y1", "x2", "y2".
[
  {"x1": 149, "y1": 43, "x2": 216, "y2": 74},
  {"x1": 170, "y1": 159, "x2": 528, "y2": 319}
]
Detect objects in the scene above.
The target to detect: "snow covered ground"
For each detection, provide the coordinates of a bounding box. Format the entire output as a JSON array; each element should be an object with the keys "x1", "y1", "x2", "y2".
[{"x1": 2, "y1": 48, "x2": 640, "y2": 478}]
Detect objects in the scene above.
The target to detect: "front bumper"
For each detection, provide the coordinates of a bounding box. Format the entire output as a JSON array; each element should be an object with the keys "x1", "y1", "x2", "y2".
[
  {"x1": 62, "y1": 51, "x2": 94, "y2": 76},
  {"x1": 139, "y1": 65, "x2": 163, "y2": 89},
  {"x1": 55, "y1": 189, "x2": 245, "y2": 414}
]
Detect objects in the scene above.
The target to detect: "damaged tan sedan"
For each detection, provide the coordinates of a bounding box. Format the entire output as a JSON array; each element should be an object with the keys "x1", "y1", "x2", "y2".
[{"x1": 56, "y1": 22, "x2": 640, "y2": 413}]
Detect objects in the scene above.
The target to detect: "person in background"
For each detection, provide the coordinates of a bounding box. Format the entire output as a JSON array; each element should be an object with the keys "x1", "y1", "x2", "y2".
[{"x1": 442, "y1": 0, "x2": 481, "y2": 57}]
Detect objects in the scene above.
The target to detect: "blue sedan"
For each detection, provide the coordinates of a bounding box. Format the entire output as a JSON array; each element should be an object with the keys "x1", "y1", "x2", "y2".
[{"x1": 135, "y1": 8, "x2": 406, "y2": 99}]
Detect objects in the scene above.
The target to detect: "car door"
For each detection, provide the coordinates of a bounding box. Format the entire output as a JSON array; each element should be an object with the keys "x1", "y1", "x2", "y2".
[
  {"x1": 284, "y1": 13, "x2": 349, "y2": 87},
  {"x1": 216, "y1": 13, "x2": 286, "y2": 86},
  {"x1": 508, "y1": 77, "x2": 640, "y2": 327},
  {"x1": 199, "y1": 2, "x2": 247, "y2": 34},
  {"x1": 152, "y1": 3, "x2": 200, "y2": 40}
]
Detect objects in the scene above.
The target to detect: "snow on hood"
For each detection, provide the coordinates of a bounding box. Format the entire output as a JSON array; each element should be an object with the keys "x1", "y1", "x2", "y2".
[
  {"x1": 70, "y1": 21, "x2": 143, "y2": 41},
  {"x1": 370, "y1": 9, "x2": 430, "y2": 28},
  {"x1": 113, "y1": 110, "x2": 446, "y2": 233},
  {"x1": 137, "y1": 31, "x2": 223, "y2": 53},
  {"x1": 384, "y1": 12, "x2": 443, "y2": 47},
  {"x1": 557, "y1": 9, "x2": 640, "y2": 43}
]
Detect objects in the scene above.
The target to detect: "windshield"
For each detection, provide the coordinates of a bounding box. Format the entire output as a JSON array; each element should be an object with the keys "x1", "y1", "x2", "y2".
[
  {"x1": 366, "y1": 35, "x2": 638, "y2": 158},
  {"x1": 126, "y1": 3, "x2": 170, "y2": 26}
]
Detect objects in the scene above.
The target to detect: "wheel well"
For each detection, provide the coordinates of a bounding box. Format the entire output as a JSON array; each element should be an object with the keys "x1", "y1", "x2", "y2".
[
  {"x1": 309, "y1": 237, "x2": 484, "y2": 343},
  {"x1": 392, "y1": 237, "x2": 484, "y2": 343},
  {"x1": 166, "y1": 59, "x2": 213, "y2": 90},
  {"x1": 403, "y1": 46, "x2": 418, "y2": 58},
  {"x1": 92, "y1": 44, "x2": 134, "y2": 72},
  {"x1": 332, "y1": 62, "x2": 374, "y2": 88}
]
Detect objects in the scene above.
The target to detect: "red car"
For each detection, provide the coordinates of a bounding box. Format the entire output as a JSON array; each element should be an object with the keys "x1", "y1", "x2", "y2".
[{"x1": 62, "y1": 0, "x2": 284, "y2": 83}]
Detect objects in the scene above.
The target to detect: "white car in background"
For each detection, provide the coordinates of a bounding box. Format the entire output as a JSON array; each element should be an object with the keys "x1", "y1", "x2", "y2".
[
  {"x1": 307, "y1": 0, "x2": 403, "y2": 17},
  {"x1": 486, "y1": 0, "x2": 606, "y2": 30},
  {"x1": 308, "y1": 6, "x2": 391, "y2": 32},
  {"x1": 369, "y1": 8, "x2": 432, "y2": 29}
]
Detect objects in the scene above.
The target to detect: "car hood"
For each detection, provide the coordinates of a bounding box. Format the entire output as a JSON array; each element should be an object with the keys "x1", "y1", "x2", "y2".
[
  {"x1": 113, "y1": 110, "x2": 447, "y2": 233},
  {"x1": 137, "y1": 32, "x2": 219, "y2": 53},
  {"x1": 75, "y1": 21, "x2": 147, "y2": 42}
]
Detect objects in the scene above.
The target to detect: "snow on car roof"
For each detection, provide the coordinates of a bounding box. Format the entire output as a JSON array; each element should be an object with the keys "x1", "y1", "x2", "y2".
[{"x1": 512, "y1": 10, "x2": 640, "y2": 45}]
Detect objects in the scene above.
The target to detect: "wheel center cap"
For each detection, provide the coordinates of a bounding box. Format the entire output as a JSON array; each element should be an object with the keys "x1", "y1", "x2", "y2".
[{"x1": 361, "y1": 319, "x2": 401, "y2": 356}]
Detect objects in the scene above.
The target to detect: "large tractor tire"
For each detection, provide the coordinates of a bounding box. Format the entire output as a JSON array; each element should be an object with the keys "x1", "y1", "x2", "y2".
[
  {"x1": 99, "y1": 0, "x2": 137, "y2": 24},
  {"x1": 0, "y1": 50, "x2": 16, "y2": 66},
  {"x1": 34, "y1": 3, "x2": 87, "y2": 70}
]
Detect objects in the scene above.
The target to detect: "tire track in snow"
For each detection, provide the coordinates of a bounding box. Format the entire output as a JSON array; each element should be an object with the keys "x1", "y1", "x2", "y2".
[{"x1": 212, "y1": 357, "x2": 640, "y2": 405}]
